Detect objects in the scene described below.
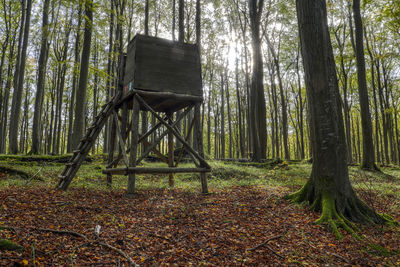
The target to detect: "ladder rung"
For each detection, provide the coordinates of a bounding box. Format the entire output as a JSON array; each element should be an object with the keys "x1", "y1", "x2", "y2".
[
  {"x1": 87, "y1": 125, "x2": 96, "y2": 131},
  {"x1": 81, "y1": 137, "x2": 92, "y2": 142}
]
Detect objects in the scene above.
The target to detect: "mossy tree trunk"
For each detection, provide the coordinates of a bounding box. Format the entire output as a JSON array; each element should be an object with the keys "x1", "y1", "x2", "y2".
[{"x1": 290, "y1": 0, "x2": 388, "y2": 239}]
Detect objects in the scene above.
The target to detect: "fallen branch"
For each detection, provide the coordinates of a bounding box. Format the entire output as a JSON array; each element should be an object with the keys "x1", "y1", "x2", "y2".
[
  {"x1": 148, "y1": 233, "x2": 171, "y2": 242},
  {"x1": 247, "y1": 235, "x2": 282, "y2": 251},
  {"x1": 0, "y1": 226, "x2": 87, "y2": 240},
  {"x1": 25, "y1": 165, "x2": 45, "y2": 185},
  {"x1": 99, "y1": 241, "x2": 138, "y2": 267},
  {"x1": 264, "y1": 243, "x2": 284, "y2": 259},
  {"x1": 327, "y1": 252, "x2": 351, "y2": 264}
]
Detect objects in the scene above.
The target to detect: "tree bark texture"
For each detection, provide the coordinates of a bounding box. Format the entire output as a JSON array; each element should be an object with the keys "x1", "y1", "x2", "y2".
[
  {"x1": 31, "y1": 0, "x2": 50, "y2": 154},
  {"x1": 9, "y1": 0, "x2": 32, "y2": 154},
  {"x1": 248, "y1": 0, "x2": 266, "y2": 161},
  {"x1": 71, "y1": 0, "x2": 93, "y2": 149},
  {"x1": 288, "y1": 0, "x2": 387, "y2": 238},
  {"x1": 352, "y1": 0, "x2": 377, "y2": 170}
]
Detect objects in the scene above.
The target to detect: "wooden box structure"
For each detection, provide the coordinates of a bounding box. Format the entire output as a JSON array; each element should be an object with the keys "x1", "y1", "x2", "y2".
[
  {"x1": 123, "y1": 34, "x2": 203, "y2": 112},
  {"x1": 57, "y1": 35, "x2": 210, "y2": 195}
]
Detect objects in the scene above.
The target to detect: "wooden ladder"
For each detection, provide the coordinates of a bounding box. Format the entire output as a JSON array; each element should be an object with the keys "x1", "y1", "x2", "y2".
[{"x1": 57, "y1": 91, "x2": 122, "y2": 190}]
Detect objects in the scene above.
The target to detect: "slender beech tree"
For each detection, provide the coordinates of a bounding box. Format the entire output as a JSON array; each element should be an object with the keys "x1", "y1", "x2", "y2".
[
  {"x1": 71, "y1": 0, "x2": 93, "y2": 149},
  {"x1": 103, "y1": 0, "x2": 114, "y2": 153},
  {"x1": 352, "y1": 0, "x2": 377, "y2": 170},
  {"x1": 249, "y1": 0, "x2": 266, "y2": 161},
  {"x1": 9, "y1": 0, "x2": 32, "y2": 154},
  {"x1": 178, "y1": 0, "x2": 184, "y2": 42},
  {"x1": 31, "y1": 0, "x2": 51, "y2": 154},
  {"x1": 287, "y1": 0, "x2": 388, "y2": 238},
  {"x1": 266, "y1": 36, "x2": 289, "y2": 160}
]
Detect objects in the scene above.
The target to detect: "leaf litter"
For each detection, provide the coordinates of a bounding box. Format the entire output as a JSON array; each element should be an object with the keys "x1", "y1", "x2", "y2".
[{"x1": 0, "y1": 186, "x2": 399, "y2": 266}]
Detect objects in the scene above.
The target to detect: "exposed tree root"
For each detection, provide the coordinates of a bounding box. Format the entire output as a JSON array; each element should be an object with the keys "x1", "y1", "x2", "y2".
[
  {"x1": 285, "y1": 182, "x2": 397, "y2": 239},
  {"x1": 360, "y1": 162, "x2": 381, "y2": 172}
]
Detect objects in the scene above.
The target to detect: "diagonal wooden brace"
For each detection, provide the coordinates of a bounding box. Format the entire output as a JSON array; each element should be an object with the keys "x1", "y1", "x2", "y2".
[
  {"x1": 135, "y1": 94, "x2": 210, "y2": 169},
  {"x1": 135, "y1": 103, "x2": 194, "y2": 165},
  {"x1": 113, "y1": 111, "x2": 129, "y2": 167}
]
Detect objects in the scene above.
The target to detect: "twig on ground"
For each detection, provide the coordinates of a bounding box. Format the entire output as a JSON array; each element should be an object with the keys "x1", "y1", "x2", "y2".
[
  {"x1": 24, "y1": 165, "x2": 45, "y2": 185},
  {"x1": 247, "y1": 234, "x2": 284, "y2": 259},
  {"x1": 247, "y1": 235, "x2": 282, "y2": 251},
  {"x1": 0, "y1": 226, "x2": 88, "y2": 239},
  {"x1": 148, "y1": 232, "x2": 171, "y2": 242},
  {"x1": 98, "y1": 241, "x2": 138, "y2": 267},
  {"x1": 326, "y1": 251, "x2": 351, "y2": 264},
  {"x1": 264, "y1": 243, "x2": 285, "y2": 259}
]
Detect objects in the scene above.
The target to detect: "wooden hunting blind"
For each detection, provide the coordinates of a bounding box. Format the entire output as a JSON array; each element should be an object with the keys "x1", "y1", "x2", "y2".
[
  {"x1": 57, "y1": 34, "x2": 210, "y2": 195},
  {"x1": 123, "y1": 34, "x2": 203, "y2": 112}
]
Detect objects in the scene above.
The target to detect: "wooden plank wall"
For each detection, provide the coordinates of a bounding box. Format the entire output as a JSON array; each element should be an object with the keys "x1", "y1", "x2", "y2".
[{"x1": 124, "y1": 35, "x2": 202, "y2": 97}]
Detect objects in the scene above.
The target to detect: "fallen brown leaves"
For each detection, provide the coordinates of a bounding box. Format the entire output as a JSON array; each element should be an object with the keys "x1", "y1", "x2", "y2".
[{"x1": 0, "y1": 186, "x2": 399, "y2": 266}]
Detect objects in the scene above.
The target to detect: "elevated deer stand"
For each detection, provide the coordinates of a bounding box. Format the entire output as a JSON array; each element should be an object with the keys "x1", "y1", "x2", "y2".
[{"x1": 57, "y1": 35, "x2": 210, "y2": 195}]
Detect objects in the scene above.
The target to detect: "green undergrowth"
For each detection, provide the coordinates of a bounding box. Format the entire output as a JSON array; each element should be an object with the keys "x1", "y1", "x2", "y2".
[{"x1": 0, "y1": 154, "x2": 399, "y2": 199}]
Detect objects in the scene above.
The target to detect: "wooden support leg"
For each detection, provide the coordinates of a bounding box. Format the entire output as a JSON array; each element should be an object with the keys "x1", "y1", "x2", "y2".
[
  {"x1": 107, "y1": 114, "x2": 116, "y2": 187},
  {"x1": 167, "y1": 111, "x2": 174, "y2": 187},
  {"x1": 121, "y1": 102, "x2": 128, "y2": 142},
  {"x1": 195, "y1": 103, "x2": 208, "y2": 194},
  {"x1": 127, "y1": 96, "x2": 140, "y2": 195},
  {"x1": 200, "y1": 172, "x2": 208, "y2": 194}
]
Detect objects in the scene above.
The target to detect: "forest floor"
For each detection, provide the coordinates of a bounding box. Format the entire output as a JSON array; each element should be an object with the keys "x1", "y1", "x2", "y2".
[{"x1": 0, "y1": 156, "x2": 399, "y2": 266}]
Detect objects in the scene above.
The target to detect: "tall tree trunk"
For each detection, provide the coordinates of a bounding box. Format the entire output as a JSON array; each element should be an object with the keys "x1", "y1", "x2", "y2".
[
  {"x1": 193, "y1": 0, "x2": 202, "y2": 152},
  {"x1": 67, "y1": 4, "x2": 83, "y2": 153},
  {"x1": 174, "y1": 0, "x2": 185, "y2": 148},
  {"x1": 144, "y1": 0, "x2": 149, "y2": 35},
  {"x1": 220, "y1": 72, "x2": 225, "y2": 159},
  {"x1": 288, "y1": 0, "x2": 386, "y2": 238},
  {"x1": 142, "y1": 0, "x2": 149, "y2": 153},
  {"x1": 9, "y1": 0, "x2": 32, "y2": 154},
  {"x1": 103, "y1": 1, "x2": 114, "y2": 153},
  {"x1": 364, "y1": 30, "x2": 380, "y2": 163},
  {"x1": 352, "y1": 0, "x2": 377, "y2": 170},
  {"x1": 92, "y1": 42, "x2": 99, "y2": 155},
  {"x1": 235, "y1": 50, "x2": 245, "y2": 158},
  {"x1": 172, "y1": 0, "x2": 176, "y2": 41},
  {"x1": 0, "y1": 4, "x2": 11, "y2": 146},
  {"x1": 31, "y1": 0, "x2": 50, "y2": 154},
  {"x1": 71, "y1": 0, "x2": 93, "y2": 149},
  {"x1": 207, "y1": 69, "x2": 213, "y2": 155},
  {"x1": 376, "y1": 59, "x2": 389, "y2": 164},
  {"x1": 0, "y1": 33, "x2": 16, "y2": 153},
  {"x1": 178, "y1": 0, "x2": 184, "y2": 42},
  {"x1": 266, "y1": 37, "x2": 289, "y2": 160},
  {"x1": 226, "y1": 73, "x2": 233, "y2": 159},
  {"x1": 249, "y1": 0, "x2": 266, "y2": 161},
  {"x1": 296, "y1": 47, "x2": 305, "y2": 160}
]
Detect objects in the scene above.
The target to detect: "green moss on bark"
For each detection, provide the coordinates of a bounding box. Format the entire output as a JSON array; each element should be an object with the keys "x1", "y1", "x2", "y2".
[{"x1": 285, "y1": 186, "x2": 395, "y2": 239}]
